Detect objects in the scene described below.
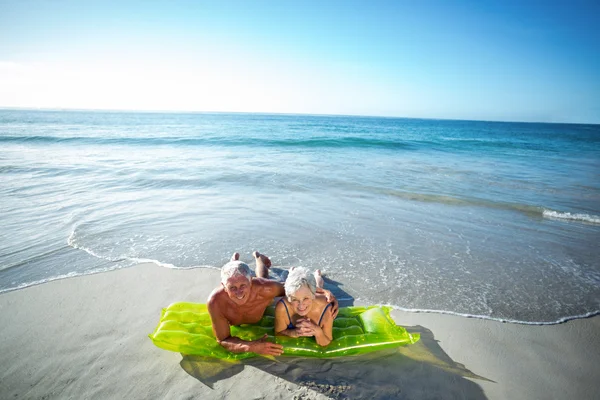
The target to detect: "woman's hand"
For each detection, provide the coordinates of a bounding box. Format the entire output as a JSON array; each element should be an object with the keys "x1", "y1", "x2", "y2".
[
  {"x1": 295, "y1": 318, "x2": 321, "y2": 337},
  {"x1": 295, "y1": 317, "x2": 332, "y2": 346}
]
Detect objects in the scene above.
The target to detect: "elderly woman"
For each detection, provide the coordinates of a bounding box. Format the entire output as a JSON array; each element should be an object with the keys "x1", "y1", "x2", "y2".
[{"x1": 275, "y1": 267, "x2": 334, "y2": 346}]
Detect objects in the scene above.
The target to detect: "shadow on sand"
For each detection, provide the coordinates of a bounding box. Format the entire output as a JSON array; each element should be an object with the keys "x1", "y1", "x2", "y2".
[{"x1": 180, "y1": 274, "x2": 491, "y2": 399}]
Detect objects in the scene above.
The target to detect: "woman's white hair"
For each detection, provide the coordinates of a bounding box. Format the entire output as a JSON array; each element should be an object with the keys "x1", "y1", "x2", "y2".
[
  {"x1": 221, "y1": 260, "x2": 252, "y2": 283},
  {"x1": 285, "y1": 267, "x2": 316, "y2": 298}
]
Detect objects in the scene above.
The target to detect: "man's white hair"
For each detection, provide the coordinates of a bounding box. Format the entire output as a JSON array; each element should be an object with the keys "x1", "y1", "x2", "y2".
[
  {"x1": 221, "y1": 260, "x2": 252, "y2": 283},
  {"x1": 285, "y1": 267, "x2": 316, "y2": 298}
]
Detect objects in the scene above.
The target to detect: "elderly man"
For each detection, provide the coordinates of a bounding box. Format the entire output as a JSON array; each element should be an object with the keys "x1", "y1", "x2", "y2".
[{"x1": 207, "y1": 251, "x2": 337, "y2": 356}]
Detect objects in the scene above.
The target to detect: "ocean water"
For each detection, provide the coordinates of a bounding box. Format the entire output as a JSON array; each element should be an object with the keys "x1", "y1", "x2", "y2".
[{"x1": 1, "y1": 109, "x2": 599, "y2": 324}]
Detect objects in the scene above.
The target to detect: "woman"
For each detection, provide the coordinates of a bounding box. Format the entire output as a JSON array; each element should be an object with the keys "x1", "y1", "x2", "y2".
[{"x1": 275, "y1": 267, "x2": 334, "y2": 346}]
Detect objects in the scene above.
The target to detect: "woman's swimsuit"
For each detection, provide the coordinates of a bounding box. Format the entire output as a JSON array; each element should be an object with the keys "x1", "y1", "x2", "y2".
[{"x1": 278, "y1": 298, "x2": 332, "y2": 329}]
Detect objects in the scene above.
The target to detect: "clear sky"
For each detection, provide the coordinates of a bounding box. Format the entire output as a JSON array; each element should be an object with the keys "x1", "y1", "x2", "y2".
[{"x1": 1, "y1": 0, "x2": 599, "y2": 123}]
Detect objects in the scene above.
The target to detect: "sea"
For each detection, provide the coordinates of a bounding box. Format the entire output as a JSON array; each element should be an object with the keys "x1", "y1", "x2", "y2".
[{"x1": 1, "y1": 109, "x2": 599, "y2": 325}]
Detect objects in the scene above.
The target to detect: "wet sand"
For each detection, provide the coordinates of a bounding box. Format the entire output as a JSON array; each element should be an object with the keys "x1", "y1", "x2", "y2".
[{"x1": 1, "y1": 262, "x2": 598, "y2": 399}]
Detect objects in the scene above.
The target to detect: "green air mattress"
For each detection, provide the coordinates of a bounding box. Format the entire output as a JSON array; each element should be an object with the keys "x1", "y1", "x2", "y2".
[{"x1": 149, "y1": 302, "x2": 419, "y2": 360}]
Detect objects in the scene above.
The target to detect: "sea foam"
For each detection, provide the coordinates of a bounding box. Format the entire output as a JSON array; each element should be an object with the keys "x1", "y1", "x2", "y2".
[{"x1": 543, "y1": 209, "x2": 600, "y2": 224}]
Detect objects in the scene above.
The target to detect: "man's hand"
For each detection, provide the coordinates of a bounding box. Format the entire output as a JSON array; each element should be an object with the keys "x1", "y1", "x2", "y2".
[
  {"x1": 250, "y1": 334, "x2": 284, "y2": 356},
  {"x1": 321, "y1": 289, "x2": 339, "y2": 318}
]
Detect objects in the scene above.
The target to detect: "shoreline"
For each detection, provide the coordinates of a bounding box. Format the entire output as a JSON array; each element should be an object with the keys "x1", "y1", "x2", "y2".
[
  {"x1": 388, "y1": 306, "x2": 600, "y2": 326},
  {"x1": 3, "y1": 263, "x2": 597, "y2": 327},
  {"x1": 1, "y1": 262, "x2": 599, "y2": 399}
]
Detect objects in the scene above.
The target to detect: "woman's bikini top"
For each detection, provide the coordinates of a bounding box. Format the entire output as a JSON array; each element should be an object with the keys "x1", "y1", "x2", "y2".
[{"x1": 278, "y1": 298, "x2": 332, "y2": 330}]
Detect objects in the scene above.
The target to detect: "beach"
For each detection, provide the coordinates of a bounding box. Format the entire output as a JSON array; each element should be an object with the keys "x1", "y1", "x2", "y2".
[
  {"x1": 1, "y1": 111, "x2": 599, "y2": 399},
  {"x1": 1, "y1": 262, "x2": 598, "y2": 400},
  {"x1": 3, "y1": 2, "x2": 600, "y2": 398}
]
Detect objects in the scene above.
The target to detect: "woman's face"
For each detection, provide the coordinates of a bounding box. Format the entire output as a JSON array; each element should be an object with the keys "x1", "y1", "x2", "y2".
[{"x1": 288, "y1": 285, "x2": 314, "y2": 316}]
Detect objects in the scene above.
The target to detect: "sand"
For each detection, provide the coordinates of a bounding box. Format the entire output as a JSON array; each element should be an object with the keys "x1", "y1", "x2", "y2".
[{"x1": 1, "y1": 262, "x2": 599, "y2": 399}]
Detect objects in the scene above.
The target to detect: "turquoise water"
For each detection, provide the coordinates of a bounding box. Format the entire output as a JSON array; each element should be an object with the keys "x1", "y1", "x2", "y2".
[{"x1": 1, "y1": 109, "x2": 599, "y2": 323}]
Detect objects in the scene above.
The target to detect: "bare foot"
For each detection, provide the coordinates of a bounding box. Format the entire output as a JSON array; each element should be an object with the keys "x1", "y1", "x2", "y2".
[
  {"x1": 314, "y1": 269, "x2": 324, "y2": 289},
  {"x1": 230, "y1": 252, "x2": 240, "y2": 262},
  {"x1": 253, "y1": 251, "x2": 271, "y2": 278}
]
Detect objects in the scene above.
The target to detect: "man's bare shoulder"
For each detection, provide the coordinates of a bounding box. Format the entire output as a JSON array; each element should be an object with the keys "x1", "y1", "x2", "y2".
[
  {"x1": 252, "y1": 278, "x2": 284, "y2": 297},
  {"x1": 313, "y1": 294, "x2": 329, "y2": 307},
  {"x1": 207, "y1": 286, "x2": 228, "y2": 309}
]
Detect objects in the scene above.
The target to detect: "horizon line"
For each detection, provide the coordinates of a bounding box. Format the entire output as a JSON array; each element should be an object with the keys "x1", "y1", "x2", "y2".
[{"x1": 0, "y1": 106, "x2": 597, "y2": 126}]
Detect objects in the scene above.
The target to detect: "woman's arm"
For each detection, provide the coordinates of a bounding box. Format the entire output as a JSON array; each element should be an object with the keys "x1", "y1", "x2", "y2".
[
  {"x1": 274, "y1": 300, "x2": 301, "y2": 338},
  {"x1": 295, "y1": 316, "x2": 332, "y2": 346},
  {"x1": 294, "y1": 299, "x2": 334, "y2": 346},
  {"x1": 316, "y1": 308, "x2": 334, "y2": 346}
]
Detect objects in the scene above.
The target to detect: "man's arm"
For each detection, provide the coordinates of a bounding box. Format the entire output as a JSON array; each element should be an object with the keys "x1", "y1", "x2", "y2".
[
  {"x1": 216, "y1": 334, "x2": 284, "y2": 356},
  {"x1": 315, "y1": 287, "x2": 339, "y2": 318},
  {"x1": 207, "y1": 295, "x2": 283, "y2": 356}
]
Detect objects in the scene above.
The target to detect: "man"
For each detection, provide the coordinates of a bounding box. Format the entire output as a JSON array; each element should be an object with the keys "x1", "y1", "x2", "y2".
[{"x1": 207, "y1": 251, "x2": 337, "y2": 356}]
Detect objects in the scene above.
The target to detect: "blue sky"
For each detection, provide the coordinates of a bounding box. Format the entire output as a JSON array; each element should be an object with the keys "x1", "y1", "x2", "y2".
[{"x1": 1, "y1": 0, "x2": 599, "y2": 123}]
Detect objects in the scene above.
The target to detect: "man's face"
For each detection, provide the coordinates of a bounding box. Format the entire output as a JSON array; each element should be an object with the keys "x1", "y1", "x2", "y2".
[{"x1": 223, "y1": 275, "x2": 252, "y2": 305}]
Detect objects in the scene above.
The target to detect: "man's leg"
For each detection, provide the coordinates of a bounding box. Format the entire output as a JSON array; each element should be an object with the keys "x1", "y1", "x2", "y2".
[
  {"x1": 253, "y1": 251, "x2": 271, "y2": 278},
  {"x1": 314, "y1": 270, "x2": 324, "y2": 289}
]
